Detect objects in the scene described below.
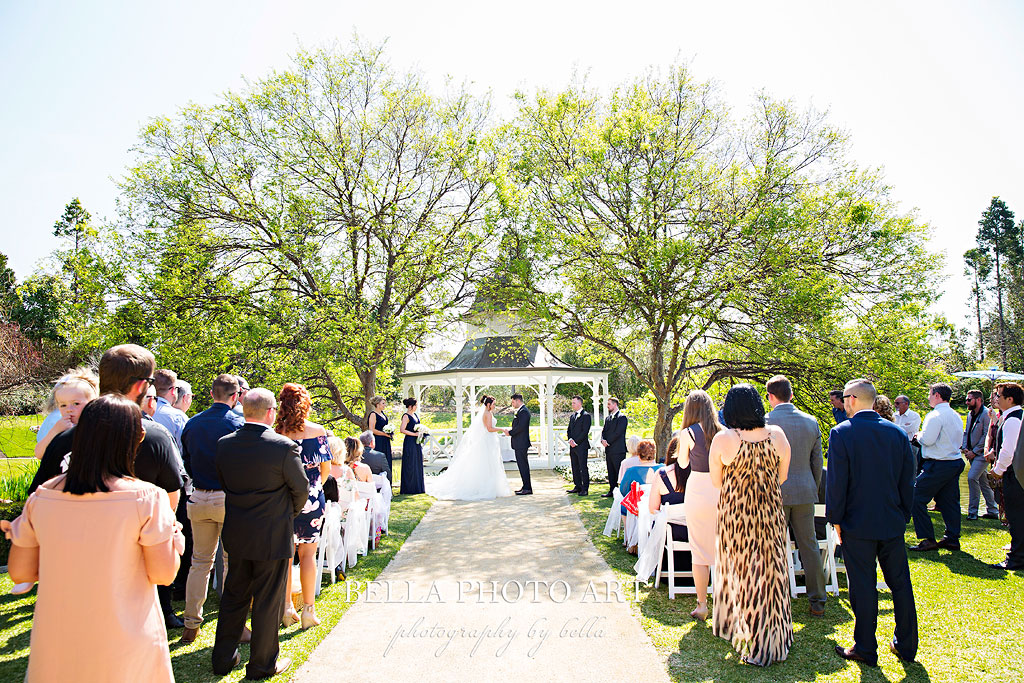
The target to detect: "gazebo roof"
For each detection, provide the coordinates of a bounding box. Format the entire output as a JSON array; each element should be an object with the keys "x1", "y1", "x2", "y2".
[{"x1": 400, "y1": 335, "x2": 609, "y2": 380}]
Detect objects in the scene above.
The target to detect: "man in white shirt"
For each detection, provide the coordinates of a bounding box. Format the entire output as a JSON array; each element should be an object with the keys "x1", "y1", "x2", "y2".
[
  {"x1": 991, "y1": 383, "x2": 1024, "y2": 569},
  {"x1": 909, "y1": 383, "x2": 967, "y2": 552},
  {"x1": 893, "y1": 395, "x2": 922, "y2": 470}
]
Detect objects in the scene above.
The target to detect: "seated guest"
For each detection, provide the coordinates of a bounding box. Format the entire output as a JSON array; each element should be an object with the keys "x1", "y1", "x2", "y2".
[
  {"x1": 33, "y1": 368, "x2": 98, "y2": 460},
  {"x1": 345, "y1": 436, "x2": 374, "y2": 483},
  {"x1": 359, "y1": 430, "x2": 392, "y2": 482},
  {"x1": 619, "y1": 440, "x2": 661, "y2": 549},
  {"x1": 617, "y1": 435, "x2": 642, "y2": 483},
  {"x1": 3, "y1": 394, "x2": 184, "y2": 682},
  {"x1": 327, "y1": 436, "x2": 356, "y2": 483},
  {"x1": 663, "y1": 435, "x2": 680, "y2": 467}
]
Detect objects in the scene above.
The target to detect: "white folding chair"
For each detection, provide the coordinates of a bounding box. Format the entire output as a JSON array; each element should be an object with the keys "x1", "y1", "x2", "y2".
[
  {"x1": 623, "y1": 484, "x2": 652, "y2": 548},
  {"x1": 355, "y1": 480, "x2": 384, "y2": 550},
  {"x1": 373, "y1": 473, "x2": 392, "y2": 534},
  {"x1": 337, "y1": 485, "x2": 368, "y2": 568},
  {"x1": 314, "y1": 501, "x2": 344, "y2": 597},
  {"x1": 654, "y1": 504, "x2": 709, "y2": 598},
  {"x1": 787, "y1": 503, "x2": 842, "y2": 597},
  {"x1": 603, "y1": 488, "x2": 625, "y2": 538}
]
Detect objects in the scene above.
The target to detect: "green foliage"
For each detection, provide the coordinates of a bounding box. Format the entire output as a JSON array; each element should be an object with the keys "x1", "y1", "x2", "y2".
[
  {"x1": 0, "y1": 459, "x2": 38, "y2": 503},
  {"x1": 0, "y1": 500, "x2": 26, "y2": 564}
]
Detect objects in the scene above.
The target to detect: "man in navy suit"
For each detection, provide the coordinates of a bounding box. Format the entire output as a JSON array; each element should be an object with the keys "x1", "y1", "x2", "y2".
[
  {"x1": 504, "y1": 393, "x2": 532, "y2": 495},
  {"x1": 827, "y1": 378, "x2": 918, "y2": 667},
  {"x1": 600, "y1": 397, "x2": 628, "y2": 497},
  {"x1": 566, "y1": 395, "x2": 592, "y2": 496}
]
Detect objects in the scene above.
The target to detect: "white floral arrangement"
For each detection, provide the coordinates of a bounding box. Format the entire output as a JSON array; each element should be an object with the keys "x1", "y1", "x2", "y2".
[
  {"x1": 382, "y1": 424, "x2": 396, "y2": 436},
  {"x1": 415, "y1": 423, "x2": 431, "y2": 445}
]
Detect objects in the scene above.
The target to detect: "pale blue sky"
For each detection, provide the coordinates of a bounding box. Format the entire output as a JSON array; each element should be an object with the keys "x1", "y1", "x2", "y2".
[{"x1": 2, "y1": 0, "x2": 1022, "y2": 331}]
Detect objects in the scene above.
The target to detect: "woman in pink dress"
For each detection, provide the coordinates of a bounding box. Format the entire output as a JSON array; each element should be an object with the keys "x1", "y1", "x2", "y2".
[{"x1": 2, "y1": 394, "x2": 184, "y2": 683}]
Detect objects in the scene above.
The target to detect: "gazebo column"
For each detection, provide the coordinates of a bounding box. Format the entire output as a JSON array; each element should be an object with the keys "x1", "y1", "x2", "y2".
[
  {"x1": 456, "y1": 376, "x2": 464, "y2": 442},
  {"x1": 546, "y1": 375, "x2": 556, "y2": 467}
]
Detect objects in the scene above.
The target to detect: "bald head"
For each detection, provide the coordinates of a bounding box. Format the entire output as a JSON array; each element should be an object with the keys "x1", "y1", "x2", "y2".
[
  {"x1": 243, "y1": 387, "x2": 277, "y2": 424},
  {"x1": 843, "y1": 378, "x2": 877, "y2": 415}
]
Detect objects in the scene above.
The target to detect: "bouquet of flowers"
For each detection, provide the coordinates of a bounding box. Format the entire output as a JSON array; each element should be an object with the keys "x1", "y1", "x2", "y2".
[
  {"x1": 415, "y1": 423, "x2": 431, "y2": 445},
  {"x1": 382, "y1": 424, "x2": 396, "y2": 436}
]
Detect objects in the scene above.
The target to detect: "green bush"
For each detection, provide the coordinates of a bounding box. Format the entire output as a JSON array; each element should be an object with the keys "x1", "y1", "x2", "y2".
[
  {"x1": 0, "y1": 500, "x2": 26, "y2": 565},
  {"x1": 527, "y1": 398, "x2": 540, "y2": 413},
  {"x1": 0, "y1": 459, "x2": 39, "y2": 502}
]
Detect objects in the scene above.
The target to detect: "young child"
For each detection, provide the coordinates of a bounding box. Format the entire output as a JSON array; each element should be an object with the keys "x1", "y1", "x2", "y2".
[{"x1": 33, "y1": 370, "x2": 99, "y2": 460}]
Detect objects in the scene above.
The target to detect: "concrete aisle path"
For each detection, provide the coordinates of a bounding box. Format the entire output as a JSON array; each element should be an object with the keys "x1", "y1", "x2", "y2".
[{"x1": 292, "y1": 471, "x2": 669, "y2": 683}]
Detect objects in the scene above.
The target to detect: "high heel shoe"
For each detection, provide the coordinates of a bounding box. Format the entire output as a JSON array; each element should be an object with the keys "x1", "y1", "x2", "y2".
[
  {"x1": 282, "y1": 609, "x2": 300, "y2": 628},
  {"x1": 690, "y1": 603, "x2": 708, "y2": 621},
  {"x1": 301, "y1": 604, "x2": 320, "y2": 630}
]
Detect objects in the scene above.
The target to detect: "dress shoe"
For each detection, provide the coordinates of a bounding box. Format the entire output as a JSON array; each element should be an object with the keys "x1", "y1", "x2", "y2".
[
  {"x1": 936, "y1": 537, "x2": 960, "y2": 551},
  {"x1": 301, "y1": 604, "x2": 320, "y2": 630},
  {"x1": 601, "y1": 491, "x2": 614, "y2": 498},
  {"x1": 165, "y1": 613, "x2": 185, "y2": 629},
  {"x1": 179, "y1": 626, "x2": 199, "y2": 644},
  {"x1": 834, "y1": 645, "x2": 878, "y2": 667},
  {"x1": 966, "y1": 514, "x2": 978, "y2": 520},
  {"x1": 213, "y1": 652, "x2": 241, "y2": 676},
  {"x1": 982, "y1": 513, "x2": 999, "y2": 520},
  {"x1": 576, "y1": 491, "x2": 588, "y2": 496},
  {"x1": 240, "y1": 626, "x2": 251, "y2": 643},
  {"x1": 992, "y1": 559, "x2": 1024, "y2": 570},
  {"x1": 515, "y1": 489, "x2": 532, "y2": 495},
  {"x1": 269, "y1": 657, "x2": 292, "y2": 676},
  {"x1": 908, "y1": 539, "x2": 939, "y2": 552},
  {"x1": 566, "y1": 488, "x2": 580, "y2": 494},
  {"x1": 890, "y1": 640, "x2": 915, "y2": 662},
  {"x1": 810, "y1": 604, "x2": 826, "y2": 618},
  {"x1": 281, "y1": 609, "x2": 300, "y2": 628}
]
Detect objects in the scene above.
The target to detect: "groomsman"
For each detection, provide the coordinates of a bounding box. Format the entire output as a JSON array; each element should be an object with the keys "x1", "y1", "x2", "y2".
[
  {"x1": 828, "y1": 378, "x2": 918, "y2": 666},
  {"x1": 566, "y1": 395, "x2": 592, "y2": 496},
  {"x1": 600, "y1": 397, "x2": 628, "y2": 497},
  {"x1": 505, "y1": 394, "x2": 532, "y2": 495},
  {"x1": 992, "y1": 383, "x2": 1024, "y2": 569}
]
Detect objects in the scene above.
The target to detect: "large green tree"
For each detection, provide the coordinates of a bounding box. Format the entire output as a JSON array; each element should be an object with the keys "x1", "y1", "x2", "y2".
[
  {"x1": 499, "y1": 68, "x2": 942, "y2": 454},
  {"x1": 976, "y1": 197, "x2": 1020, "y2": 369}
]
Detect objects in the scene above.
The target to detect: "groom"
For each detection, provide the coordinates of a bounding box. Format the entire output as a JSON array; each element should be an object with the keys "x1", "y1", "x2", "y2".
[{"x1": 504, "y1": 394, "x2": 532, "y2": 495}]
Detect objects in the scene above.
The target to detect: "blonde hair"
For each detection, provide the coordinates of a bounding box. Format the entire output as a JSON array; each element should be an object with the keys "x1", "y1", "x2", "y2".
[
  {"x1": 47, "y1": 367, "x2": 99, "y2": 411},
  {"x1": 873, "y1": 394, "x2": 894, "y2": 421},
  {"x1": 626, "y1": 435, "x2": 641, "y2": 456},
  {"x1": 344, "y1": 436, "x2": 363, "y2": 465},
  {"x1": 327, "y1": 436, "x2": 345, "y2": 466}
]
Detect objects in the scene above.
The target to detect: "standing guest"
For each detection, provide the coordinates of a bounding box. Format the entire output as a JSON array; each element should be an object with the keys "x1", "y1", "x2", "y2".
[
  {"x1": 275, "y1": 383, "x2": 333, "y2": 628},
  {"x1": 179, "y1": 374, "x2": 246, "y2": 643},
  {"x1": 28, "y1": 344, "x2": 186, "y2": 630},
  {"x1": 962, "y1": 389, "x2": 997, "y2": 520},
  {"x1": 153, "y1": 369, "x2": 188, "y2": 450},
  {"x1": 358, "y1": 430, "x2": 392, "y2": 482},
  {"x1": 909, "y1": 383, "x2": 968, "y2": 552},
  {"x1": 505, "y1": 393, "x2": 533, "y2": 495},
  {"x1": 765, "y1": 375, "x2": 827, "y2": 617},
  {"x1": 33, "y1": 369, "x2": 98, "y2": 459},
  {"x1": 873, "y1": 395, "x2": 895, "y2": 421},
  {"x1": 992, "y1": 383, "x2": 1024, "y2": 569},
  {"x1": 230, "y1": 375, "x2": 250, "y2": 416},
  {"x1": 399, "y1": 397, "x2": 426, "y2": 494},
  {"x1": 173, "y1": 379, "x2": 194, "y2": 413},
  {"x1": 213, "y1": 388, "x2": 307, "y2": 679},
  {"x1": 618, "y1": 435, "x2": 643, "y2": 483},
  {"x1": 709, "y1": 384, "x2": 792, "y2": 666},
  {"x1": 892, "y1": 395, "x2": 921, "y2": 438},
  {"x1": 674, "y1": 390, "x2": 721, "y2": 619},
  {"x1": 142, "y1": 385, "x2": 159, "y2": 417},
  {"x1": 366, "y1": 396, "x2": 393, "y2": 468},
  {"x1": 2, "y1": 394, "x2": 184, "y2": 682},
  {"x1": 600, "y1": 397, "x2": 628, "y2": 498},
  {"x1": 829, "y1": 390, "x2": 848, "y2": 425},
  {"x1": 566, "y1": 395, "x2": 592, "y2": 496},
  {"x1": 828, "y1": 378, "x2": 918, "y2": 666}
]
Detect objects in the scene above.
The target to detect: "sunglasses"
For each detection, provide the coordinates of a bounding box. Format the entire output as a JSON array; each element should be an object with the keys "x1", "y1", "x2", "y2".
[{"x1": 135, "y1": 376, "x2": 156, "y2": 385}]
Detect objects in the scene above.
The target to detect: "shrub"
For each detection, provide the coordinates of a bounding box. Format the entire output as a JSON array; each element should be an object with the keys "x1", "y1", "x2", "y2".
[
  {"x1": 0, "y1": 500, "x2": 26, "y2": 565},
  {"x1": 527, "y1": 398, "x2": 540, "y2": 413}
]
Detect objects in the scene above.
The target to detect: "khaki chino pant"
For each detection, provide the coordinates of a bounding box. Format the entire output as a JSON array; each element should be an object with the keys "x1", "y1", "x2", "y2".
[{"x1": 184, "y1": 489, "x2": 228, "y2": 630}]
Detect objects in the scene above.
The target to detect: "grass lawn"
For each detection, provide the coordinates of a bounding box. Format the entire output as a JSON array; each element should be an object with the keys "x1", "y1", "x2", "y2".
[
  {"x1": 0, "y1": 493, "x2": 433, "y2": 682},
  {"x1": 0, "y1": 415, "x2": 43, "y2": 460},
  {"x1": 571, "y1": 493, "x2": 1024, "y2": 682}
]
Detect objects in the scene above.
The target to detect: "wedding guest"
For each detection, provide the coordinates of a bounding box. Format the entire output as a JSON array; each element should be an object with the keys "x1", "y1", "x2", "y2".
[
  {"x1": 28, "y1": 344, "x2": 186, "y2": 630},
  {"x1": 367, "y1": 396, "x2": 393, "y2": 468},
  {"x1": 962, "y1": 389, "x2": 997, "y2": 520},
  {"x1": 765, "y1": 375, "x2": 826, "y2": 617},
  {"x1": 326, "y1": 436, "x2": 354, "y2": 483},
  {"x1": 710, "y1": 384, "x2": 792, "y2": 666},
  {"x1": 231, "y1": 375, "x2": 249, "y2": 416},
  {"x1": 173, "y1": 379, "x2": 194, "y2": 413},
  {"x1": 664, "y1": 436, "x2": 679, "y2": 467},
  {"x1": 873, "y1": 395, "x2": 895, "y2": 422},
  {"x1": 647, "y1": 430, "x2": 692, "y2": 595},
  {"x1": 617, "y1": 435, "x2": 642, "y2": 483},
  {"x1": 358, "y1": 431, "x2": 391, "y2": 481},
  {"x1": 909, "y1": 382, "x2": 967, "y2": 552},
  {"x1": 345, "y1": 437, "x2": 373, "y2": 482},
  {"x1": 275, "y1": 383, "x2": 332, "y2": 628},
  {"x1": 675, "y1": 390, "x2": 721, "y2": 618},
  {"x1": 829, "y1": 390, "x2": 848, "y2": 425},
  {"x1": 142, "y1": 385, "x2": 158, "y2": 417},
  {"x1": 619, "y1": 440, "x2": 660, "y2": 552},
  {"x1": 566, "y1": 395, "x2": 592, "y2": 496},
  {"x1": 152, "y1": 369, "x2": 187, "y2": 450},
  {"x1": 179, "y1": 374, "x2": 245, "y2": 644},
  {"x1": 399, "y1": 397, "x2": 426, "y2": 494},
  {"x1": 33, "y1": 368, "x2": 98, "y2": 459},
  {"x1": 892, "y1": 395, "x2": 921, "y2": 438},
  {"x1": 828, "y1": 378, "x2": 918, "y2": 666},
  {"x1": 600, "y1": 397, "x2": 628, "y2": 497},
  {"x1": 992, "y1": 383, "x2": 1024, "y2": 569},
  {"x1": 213, "y1": 388, "x2": 307, "y2": 679},
  {"x1": 3, "y1": 394, "x2": 184, "y2": 682}
]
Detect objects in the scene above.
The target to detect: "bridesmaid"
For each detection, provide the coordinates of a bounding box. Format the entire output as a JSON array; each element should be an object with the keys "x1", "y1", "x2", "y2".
[
  {"x1": 366, "y1": 396, "x2": 393, "y2": 469},
  {"x1": 399, "y1": 398, "x2": 425, "y2": 494}
]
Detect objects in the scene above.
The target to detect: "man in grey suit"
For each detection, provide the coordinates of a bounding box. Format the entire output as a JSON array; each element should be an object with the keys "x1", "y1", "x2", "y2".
[
  {"x1": 765, "y1": 375, "x2": 826, "y2": 616},
  {"x1": 961, "y1": 389, "x2": 996, "y2": 520}
]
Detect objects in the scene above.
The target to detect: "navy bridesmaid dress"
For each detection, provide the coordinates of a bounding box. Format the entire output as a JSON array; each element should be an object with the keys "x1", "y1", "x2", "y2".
[
  {"x1": 400, "y1": 412, "x2": 425, "y2": 495},
  {"x1": 373, "y1": 412, "x2": 393, "y2": 468}
]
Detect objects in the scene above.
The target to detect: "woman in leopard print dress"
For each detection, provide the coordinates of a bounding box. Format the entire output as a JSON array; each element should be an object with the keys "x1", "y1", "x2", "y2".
[{"x1": 709, "y1": 384, "x2": 793, "y2": 666}]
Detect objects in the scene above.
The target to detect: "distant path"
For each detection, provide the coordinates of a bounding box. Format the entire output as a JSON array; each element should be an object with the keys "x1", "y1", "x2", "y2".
[{"x1": 292, "y1": 471, "x2": 668, "y2": 682}]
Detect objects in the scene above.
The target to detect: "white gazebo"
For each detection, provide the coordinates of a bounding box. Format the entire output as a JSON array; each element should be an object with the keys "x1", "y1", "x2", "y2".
[{"x1": 400, "y1": 313, "x2": 610, "y2": 468}]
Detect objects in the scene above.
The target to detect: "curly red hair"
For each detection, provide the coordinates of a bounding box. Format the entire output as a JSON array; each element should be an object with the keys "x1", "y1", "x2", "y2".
[{"x1": 275, "y1": 383, "x2": 311, "y2": 435}]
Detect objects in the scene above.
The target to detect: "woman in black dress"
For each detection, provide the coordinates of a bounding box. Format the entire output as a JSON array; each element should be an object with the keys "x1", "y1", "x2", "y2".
[
  {"x1": 366, "y1": 396, "x2": 393, "y2": 468},
  {"x1": 399, "y1": 398, "x2": 425, "y2": 494}
]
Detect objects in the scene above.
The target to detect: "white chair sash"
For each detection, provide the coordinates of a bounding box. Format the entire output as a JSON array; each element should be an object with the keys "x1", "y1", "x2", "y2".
[{"x1": 602, "y1": 488, "x2": 625, "y2": 537}]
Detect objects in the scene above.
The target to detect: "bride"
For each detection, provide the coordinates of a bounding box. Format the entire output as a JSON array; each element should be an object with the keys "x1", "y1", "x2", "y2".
[{"x1": 425, "y1": 395, "x2": 512, "y2": 501}]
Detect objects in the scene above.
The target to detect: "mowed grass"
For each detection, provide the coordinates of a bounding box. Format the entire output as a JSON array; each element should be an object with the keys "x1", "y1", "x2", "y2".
[
  {"x1": 0, "y1": 415, "x2": 42, "y2": 460},
  {"x1": 571, "y1": 494, "x2": 1024, "y2": 683},
  {"x1": 0, "y1": 493, "x2": 433, "y2": 682}
]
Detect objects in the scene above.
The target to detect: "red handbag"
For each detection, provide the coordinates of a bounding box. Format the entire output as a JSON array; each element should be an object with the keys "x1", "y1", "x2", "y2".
[{"x1": 621, "y1": 481, "x2": 644, "y2": 516}]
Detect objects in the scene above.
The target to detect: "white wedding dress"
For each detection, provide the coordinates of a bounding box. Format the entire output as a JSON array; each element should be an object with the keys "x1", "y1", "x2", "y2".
[{"x1": 425, "y1": 407, "x2": 512, "y2": 501}]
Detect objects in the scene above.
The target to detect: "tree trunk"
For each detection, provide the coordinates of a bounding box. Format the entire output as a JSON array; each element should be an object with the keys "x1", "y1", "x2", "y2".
[
  {"x1": 653, "y1": 389, "x2": 675, "y2": 462},
  {"x1": 975, "y1": 270, "x2": 984, "y2": 363},
  {"x1": 996, "y1": 252, "x2": 1007, "y2": 369}
]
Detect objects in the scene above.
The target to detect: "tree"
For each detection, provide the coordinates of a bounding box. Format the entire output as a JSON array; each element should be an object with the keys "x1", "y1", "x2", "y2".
[
  {"x1": 963, "y1": 247, "x2": 991, "y2": 363},
  {"x1": 52, "y1": 198, "x2": 96, "y2": 304},
  {"x1": 976, "y1": 197, "x2": 1020, "y2": 369},
  {"x1": 501, "y1": 68, "x2": 942, "y2": 456},
  {"x1": 119, "y1": 41, "x2": 497, "y2": 426},
  {"x1": 0, "y1": 252, "x2": 17, "y2": 321}
]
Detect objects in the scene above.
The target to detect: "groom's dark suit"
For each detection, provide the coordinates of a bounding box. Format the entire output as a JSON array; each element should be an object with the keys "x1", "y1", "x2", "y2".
[
  {"x1": 601, "y1": 411, "x2": 628, "y2": 494},
  {"x1": 827, "y1": 410, "x2": 918, "y2": 665},
  {"x1": 509, "y1": 404, "x2": 532, "y2": 492},
  {"x1": 567, "y1": 409, "x2": 592, "y2": 494}
]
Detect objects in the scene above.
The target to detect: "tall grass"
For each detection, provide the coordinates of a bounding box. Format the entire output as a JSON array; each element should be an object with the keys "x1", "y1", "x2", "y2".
[{"x1": 0, "y1": 459, "x2": 39, "y2": 502}]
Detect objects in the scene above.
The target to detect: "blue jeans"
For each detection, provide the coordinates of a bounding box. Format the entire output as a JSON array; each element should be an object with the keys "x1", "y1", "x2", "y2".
[
  {"x1": 912, "y1": 458, "x2": 965, "y2": 541},
  {"x1": 966, "y1": 456, "x2": 997, "y2": 516}
]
